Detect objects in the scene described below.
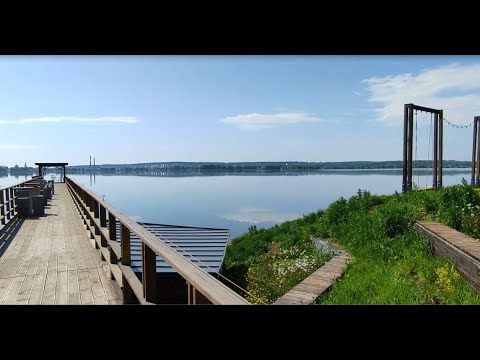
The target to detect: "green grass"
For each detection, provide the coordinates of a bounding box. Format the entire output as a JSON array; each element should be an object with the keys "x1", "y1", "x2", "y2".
[{"x1": 224, "y1": 183, "x2": 480, "y2": 304}]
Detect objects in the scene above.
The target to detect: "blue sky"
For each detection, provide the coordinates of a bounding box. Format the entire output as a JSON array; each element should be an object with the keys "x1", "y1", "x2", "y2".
[{"x1": 1, "y1": 55, "x2": 479, "y2": 167}]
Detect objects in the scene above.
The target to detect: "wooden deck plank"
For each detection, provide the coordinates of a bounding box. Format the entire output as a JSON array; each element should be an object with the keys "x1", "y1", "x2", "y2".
[
  {"x1": 94, "y1": 295, "x2": 107, "y2": 304},
  {"x1": 0, "y1": 258, "x2": 14, "y2": 278},
  {"x1": 26, "y1": 257, "x2": 41, "y2": 276},
  {"x1": 42, "y1": 272, "x2": 57, "y2": 304},
  {"x1": 15, "y1": 274, "x2": 35, "y2": 303},
  {"x1": 36, "y1": 260, "x2": 48, "y2": 275},
  {"x1": 0, "y1": 278, "x2": 14, "y2": 303},
  {"x1": 78, "y1": 270, "x2": 94, "y2": 305},
  {"x1": 2, "y1": 276, "x2": 25, "y2": 304},
  {"x1": 28, "y1": 273, "x2": 47, "y2": 305},
  {"x1": 4, "y1": 257, "x2": 24, "y2": 278},
  {"x1": 87, "y1": 268, "x2": 106, "y2": 300},
  {"x1": 57, "y1": 254, "x2": 67, "y2": 272},
  {"x1": 47, "y1": 253, "x2": 57, "y2": 273},
  {"x1": 67, "y1": 270, "x2": 80, "y2": 305},
  {"x1": 55, "y1": 271, "x2": 68, "y2": 305},
  {"x1": 97, "y1": 264, "x2": 120, "y2": 301},
  {"x1": 0, "y1": 183, "x2": 122, "y2": 305}
]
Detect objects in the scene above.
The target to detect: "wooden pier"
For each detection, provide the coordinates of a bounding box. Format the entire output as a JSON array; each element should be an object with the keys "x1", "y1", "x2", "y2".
[
  {"x1": 0, "y1": 176, "x2": 249, "y2": 305},
  {"x1": 0, "y1": 183, "x2": 122, "y2": 304}
]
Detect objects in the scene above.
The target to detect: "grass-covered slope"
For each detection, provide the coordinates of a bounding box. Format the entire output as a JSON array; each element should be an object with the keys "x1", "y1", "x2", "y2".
[{"x1": 224, "y1": 181, "x2": 480, "y2": 304}]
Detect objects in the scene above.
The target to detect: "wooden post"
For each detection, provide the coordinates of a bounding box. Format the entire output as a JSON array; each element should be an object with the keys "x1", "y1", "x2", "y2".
[
  {"x1": 93, "y1": 199, "x2": 99, "y2": 218},
  {"x1": 0, "y1": 190, "x2": 5, "y2": 225},
  {"x1": 433, "y1": 113, "x2": 438, "y2": 189},
  {"x1": 122, "y1": 274, "x2": 138, "y2": 304},
  {"x1": 408, "y1": 107, "x2": 414, "y2": 191},
  {"x1": 108, "y1": 212, "x2": 116, "y2": 242},
  {"x1": 108, "y1": 212, "x2": 118, "y2": 274},
  {"x1": 438, "y1": 110, "x2": 443, "y2": 188},
  {"x1": 9, "y1": 188, "x2": 15, "y2": 217},
  {"x1": 476, "y1": 118, "x2": 480, "y2": 185},
  {"x1": 121, "y1": 224, "x2": 131, "y2": 265},
  {"x1": 472, "y1": 116, "x2": 477, "y2": 185},
  {"x1": 99, "y1": 205, "x2": 107, "y2": 247},
  {"x1": 89, "y1": 197, "x2": 96, "y2": 244},
  {"x1": 142, "y1": 242, "x2": 157, "y2": 303},
  {"x1": 80, "y1": 191, "x2": 87, "y2": 226},
  {"x1": 93, "y1": 199, "x2": 100, "y2": 236},
  {"x1": 188, "y1": 283, "x2": 196, "y2": 305},
  {"x1": 5, "y1": 188, "x2": 10, "y2": 220},
  {"x1": 403, "y1": 104, "x2": 408, "y2": 193},
  {"x1": 88, "y1": 194, "x2": 93, "y2": 214}
]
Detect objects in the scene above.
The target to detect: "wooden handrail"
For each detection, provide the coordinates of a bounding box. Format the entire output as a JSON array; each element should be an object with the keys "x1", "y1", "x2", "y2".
[
  {"x1": 0, "y1": 178, "x2": 36, "y2": 227},
  {"x1": 65, "y1": 176, "x2": 249, "y2": 305}
]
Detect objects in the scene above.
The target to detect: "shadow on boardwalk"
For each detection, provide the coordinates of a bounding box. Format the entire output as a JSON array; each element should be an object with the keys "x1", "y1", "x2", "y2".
[{"x1": 0, "y1": 218, "x2": 24, "y2": 259}]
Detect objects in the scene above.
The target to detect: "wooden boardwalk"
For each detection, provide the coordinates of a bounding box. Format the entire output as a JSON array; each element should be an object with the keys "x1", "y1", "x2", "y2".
[
  {"x1": 416, "y1": 221, "x2": 480, "y2": 262},
  {"x1": 273, "y1": 252, "x2": 351, "y2": 305},
  {"x1": 415, "y1": 221, "x2": 480, "y2": 291},
  {"x1": 0, "y1": 183, "x2": 122, "y2": 304}
]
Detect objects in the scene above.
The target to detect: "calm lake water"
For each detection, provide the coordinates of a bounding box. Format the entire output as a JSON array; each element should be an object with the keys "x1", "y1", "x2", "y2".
[
  {"x1": 0, "y1": 174, "x2": 34, "y2": 188},
  {"x1": 56, "y1": 169, "x2": 473, "y2": 239},
  {"x1": 0, "y1": 170, "x2": 472, "y2": 238}
]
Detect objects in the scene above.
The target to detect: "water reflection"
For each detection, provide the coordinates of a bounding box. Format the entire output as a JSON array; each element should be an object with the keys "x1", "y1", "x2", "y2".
[
  {"x1": 0, "y1": 174, "x2": 33, "y2": 188},
  {"x1": 223, "y1": 208, "x2": 300, "y2": 224}
]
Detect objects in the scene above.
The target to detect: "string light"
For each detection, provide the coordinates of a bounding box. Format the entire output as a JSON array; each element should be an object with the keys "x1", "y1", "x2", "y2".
[{"x1": 443, "y1": 117, "x2": 474, "y2": 129}]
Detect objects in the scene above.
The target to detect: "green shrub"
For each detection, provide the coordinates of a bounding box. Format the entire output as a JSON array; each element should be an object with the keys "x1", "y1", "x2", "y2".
[
  {"x1": 325, "y1": 197, "x2": 349, "y2": 225},
  {"x1": 460, "y1": 205, "x2": 480, "y2": 239},
  {"x1": 379, "y1": 202, "x2": 420, "y2": 238},
  {"x1": 438, "y1": 181, "x2": 480, "y2": 230},
  {"x1": 348, "y1": 189, "x2": 382, "y2": 213}
]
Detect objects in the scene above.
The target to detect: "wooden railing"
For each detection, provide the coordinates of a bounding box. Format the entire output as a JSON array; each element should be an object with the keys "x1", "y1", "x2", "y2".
[
  {"x1": 65, "y1": 176, "x2": 249, "y2": 305},
  {"x1": 0, "y1": 178, "x2": 36, "y2": 228}
]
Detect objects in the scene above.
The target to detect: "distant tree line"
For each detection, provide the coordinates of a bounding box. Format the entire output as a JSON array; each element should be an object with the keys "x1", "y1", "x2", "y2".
[
  {"x1": 65, "y1": 160, "x2": 472, "y2": 174},
  {"x1": 0, "y1": 164, "x2": 36, "y2": 173}
]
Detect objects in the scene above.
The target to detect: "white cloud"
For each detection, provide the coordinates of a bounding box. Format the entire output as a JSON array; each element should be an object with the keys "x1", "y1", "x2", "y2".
[
  {"x1": 363, "y1": 63, "x2": 480, "y2": 126},
  {"x1": 0, "y1": 144, "x2": 38, "y2": 149},
  {"x1": 220, "y1": 112, "x2": 325, "y2": 130},
  {"x1": 354, "y1": 91, "x2": 361, "y2": 96},
  {"x1": 0, "y1": 116, "x2": 138, "y2": 125},
  {"x1": 223, "y1": 208, "x2": 300, "y2": 224}
]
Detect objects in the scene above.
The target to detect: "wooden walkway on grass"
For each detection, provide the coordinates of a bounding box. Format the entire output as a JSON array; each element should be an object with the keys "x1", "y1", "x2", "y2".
[
  {"x1": 273, "y1": 252, "x2": 351, "y2": 305},
  {"x1": 0, "y1": 183, "x2": 122, "y2": 304},
  {"x1": 415, "y1": 221, "x2": 480, "y2": 291}
]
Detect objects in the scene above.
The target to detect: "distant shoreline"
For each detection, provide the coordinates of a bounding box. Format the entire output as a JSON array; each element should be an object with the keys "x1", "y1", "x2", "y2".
[
  {"x1": 0, "y1": 160, "x2": 472, "y2": 176},
  {"x1": 63, "y1": 160, "x2": 472, "y2": 172}
]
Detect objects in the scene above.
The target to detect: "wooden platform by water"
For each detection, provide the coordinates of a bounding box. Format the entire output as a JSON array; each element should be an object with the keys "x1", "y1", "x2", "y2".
[
  {"x1": 0, "y1": 183, "x2": 122, "y2": 304},
  {"x1": 273, "y1": 252, "x2": 351, "y2": 305}
]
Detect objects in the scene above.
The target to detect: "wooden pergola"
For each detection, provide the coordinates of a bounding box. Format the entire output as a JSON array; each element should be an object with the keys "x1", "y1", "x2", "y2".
[{"x1": 35, "y1": 162, "x2": 68, "y2": 183}]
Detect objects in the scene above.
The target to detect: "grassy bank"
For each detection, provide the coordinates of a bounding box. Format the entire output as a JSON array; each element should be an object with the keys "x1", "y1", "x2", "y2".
[{"x1": 224, "y1": 180, "x2": 480, "y2": 304}]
